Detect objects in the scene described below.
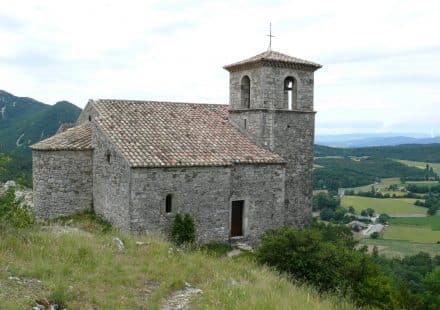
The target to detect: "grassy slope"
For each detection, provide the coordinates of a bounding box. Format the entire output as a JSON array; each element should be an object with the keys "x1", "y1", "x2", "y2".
[
  {"x1": 341, "y1": 196, "x2": 426, "y2": 215},
  {"x1": 0, "y1": 216, "x2": 353, "y2": 310}
]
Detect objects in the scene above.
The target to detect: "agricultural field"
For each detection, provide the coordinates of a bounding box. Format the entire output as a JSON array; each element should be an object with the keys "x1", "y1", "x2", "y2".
[
  {"x1": 360, "y1": 239, "x2": 440, "y2": 258},
  {"x1": 341, "y1": 195, "x2": 426, "y2": 216},
  {"x1": 383, "y1": 225, "x2": 440, "y2": 243},
  {"x1": 396, "y1": 159, "x2": 440, "y2": 174},
  {"x1": 347, "y1": 178, "x2": 404, "y2": 194},
  {"x1": 389, "y1": 216, "x2": 440, "y2": 230}
]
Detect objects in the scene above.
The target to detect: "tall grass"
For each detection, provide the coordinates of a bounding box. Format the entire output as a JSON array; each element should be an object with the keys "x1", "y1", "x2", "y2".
[{"x1": 0, "y1": 214, "x2": 355, "y2": 309}]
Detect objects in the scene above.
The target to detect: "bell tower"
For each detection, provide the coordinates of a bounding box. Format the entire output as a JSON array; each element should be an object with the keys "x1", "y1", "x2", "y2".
[{"x1": 224, "y1": 50, "x2": 322, "y2": 227}]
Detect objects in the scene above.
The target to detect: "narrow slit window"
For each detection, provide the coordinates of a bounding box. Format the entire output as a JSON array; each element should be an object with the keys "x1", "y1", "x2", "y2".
[
  {"x1": 240, "y1": 75, "x2": 251, "y2": 108},
  {"x1": 165, "y1": 194, "x2": 173, "y2": 213}
]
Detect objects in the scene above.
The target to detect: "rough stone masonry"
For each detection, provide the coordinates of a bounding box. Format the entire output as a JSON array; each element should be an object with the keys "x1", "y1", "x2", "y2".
[{"x1": 32, "y1": 49, "x2": 321, "y2": 244}]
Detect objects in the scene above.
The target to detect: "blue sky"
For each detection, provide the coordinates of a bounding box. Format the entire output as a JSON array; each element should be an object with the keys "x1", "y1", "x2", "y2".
[{"x1": 0, "y1": 0, "x2": 439, "y2": 135}]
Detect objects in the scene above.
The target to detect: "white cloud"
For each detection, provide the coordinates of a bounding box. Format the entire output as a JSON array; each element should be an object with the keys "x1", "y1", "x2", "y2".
[{"x1": 0, "y1": 0, "x2": 439, "y2": 134}]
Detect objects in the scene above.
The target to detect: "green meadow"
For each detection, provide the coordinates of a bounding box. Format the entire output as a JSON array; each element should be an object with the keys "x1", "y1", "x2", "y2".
[{"x1": 341, "y1": 195, "x2": 426, "y2": 216}]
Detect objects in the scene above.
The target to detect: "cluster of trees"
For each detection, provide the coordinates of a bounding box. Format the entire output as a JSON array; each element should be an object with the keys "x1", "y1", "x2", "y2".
[
  {"x1": 415, "y1": 193, "x2": 440, "y2": 216},
  {"x1": 313, "y1": 192, "x2": 351, "y2": 223},
  {"x1": 372, "y1": 250, "x2": 440, "y2": 309},
  {"x1": 0, "y1": 153, "x2": 32, "y2": 187},
  {"x1": 407, "y1": 183, "x2": 440, "y2": 194},
  {"x1": 256, "y1": 222, "x2": 440, "y2": 309},
  {"x1": 313, "y1": 157, "x2": 427, "y2": 191}
]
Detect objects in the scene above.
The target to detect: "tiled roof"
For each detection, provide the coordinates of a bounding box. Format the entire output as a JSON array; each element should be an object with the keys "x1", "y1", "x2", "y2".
[
  {"x1": 93, "y1": 99, "x2": 285, "y2": 168},
  {"x1": 31, "y1": 123, "x2": 92, "y2": 151},
  {"x1": 224, "y1": 50, "x2": 322, "y2": 71}
]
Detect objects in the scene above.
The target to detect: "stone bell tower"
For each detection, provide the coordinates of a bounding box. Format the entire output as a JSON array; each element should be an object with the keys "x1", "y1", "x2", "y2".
[{"x1": 224, "y1": 50, "x2": 322, "y2": 227}]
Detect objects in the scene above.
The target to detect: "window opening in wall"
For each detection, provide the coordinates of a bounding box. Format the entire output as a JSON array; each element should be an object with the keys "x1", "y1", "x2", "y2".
[
  {"x1": 106, "y1": 151, "x2": 111, "y2": 163},
  {"x1": 284, "y1": 77, "x2": 297, "y2": 110},
  {"x1": 244, "y1": 119, "x2": 247, "y2": 129},
  {"x1": 165, "y1": 194, "x2": 173, "y2": 213},
  {"x1": 240, "y1": 75, "x2": 251, "y2": 108},
  {"x1": 88, "y1": 115, "x2": 92, "y2": 121}
]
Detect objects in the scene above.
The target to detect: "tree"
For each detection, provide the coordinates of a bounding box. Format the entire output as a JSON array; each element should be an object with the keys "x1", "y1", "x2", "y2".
[
  {"x1": 312, "y1": 192, "x2": 340, "y2": 211},
  {"x1": 370, "y1": 232, "x2": 380, "y2": 239},
  {"x1": 377, "y1": 213, "x2": 390, "y2": 224},
  {"x1": 348, "y1": 206, "x2": 356, "y2": 214},
  {"x1": 422, "y1": 267, "x2": 440, "y2": 308},
  {"x1": 320, "y1": 208, "x2": 334, "y2": 221},
  {"x1": 427, "y1": 206, "x2": 437, "y2": 216}
]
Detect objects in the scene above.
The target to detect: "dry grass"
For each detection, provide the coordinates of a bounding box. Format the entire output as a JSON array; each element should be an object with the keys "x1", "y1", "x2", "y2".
[{"x1": 0, "y1": 215, "x2": 355, "y2": 309}]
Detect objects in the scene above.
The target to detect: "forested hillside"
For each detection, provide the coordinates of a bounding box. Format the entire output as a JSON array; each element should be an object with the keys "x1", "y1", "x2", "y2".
[
  {"x1": 0, "y1": 90, "x2": 81, "y2": 186},
  {"x1": 315, "y1": 144, "x2": 440, "y2": 162}
]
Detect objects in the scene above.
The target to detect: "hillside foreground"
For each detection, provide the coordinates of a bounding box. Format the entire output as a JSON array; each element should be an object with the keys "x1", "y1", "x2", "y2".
[{"x1": 0, "y1": 213, "x2": 353, "y2": 309}]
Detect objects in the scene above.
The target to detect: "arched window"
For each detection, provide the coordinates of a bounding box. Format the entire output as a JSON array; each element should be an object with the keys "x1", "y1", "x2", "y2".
[
  {"x1": 284, "y1": 77, "x2": 297, "y2": 110},
  {"x1": 240, "y1": 75, "x2": 251, "y2": 108},
  {"x1": 165, "y1": 194, "x2": 173, "y2": 213}
]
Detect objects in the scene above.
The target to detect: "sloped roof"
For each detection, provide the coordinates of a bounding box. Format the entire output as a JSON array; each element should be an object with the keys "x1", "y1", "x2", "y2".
[
  {"x1": 31, "y1": 123, "x2": 92, "y2": 151},
  {"x1": 92, "y1": 99, "x2": 285, "y2": 168},
  {"x1": 224, "y1": 50, "x2": 322, "y2": 71}
]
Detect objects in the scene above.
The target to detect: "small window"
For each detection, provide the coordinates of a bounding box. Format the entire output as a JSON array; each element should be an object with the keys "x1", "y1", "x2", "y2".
[
  {"x1": 244, "y1": 119, "x2": 247, "y2": 129},
  {"x1": 240, "y1": 75, "x2": 251, "y2": 108},
  {"x1": 88, "y1": 115, "x2": 92, "y2": 121},
  {"x1": 165, "y1": 194, "x2": 173, "y2": 213},
  {"x1": 106, "y1": 151, "x2": 111, "y2": 163}
]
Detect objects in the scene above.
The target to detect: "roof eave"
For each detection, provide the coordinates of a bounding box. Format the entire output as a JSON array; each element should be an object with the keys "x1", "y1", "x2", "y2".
[{"x1": 224, "y1": 60, "x2": 322, "y2": 72}]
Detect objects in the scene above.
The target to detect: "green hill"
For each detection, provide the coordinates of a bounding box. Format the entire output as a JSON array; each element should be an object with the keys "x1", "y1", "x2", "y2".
[
  {"x1": 0, "y1": 90, "x2": 81, "y2": 186},
  {"x1": 0, "y1": 90, "x2": 81, "y2": 155}
]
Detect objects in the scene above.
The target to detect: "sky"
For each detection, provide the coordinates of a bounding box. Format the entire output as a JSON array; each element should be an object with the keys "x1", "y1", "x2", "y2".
[{"x1": 0, "y1": 0, "x2": 439, "y2": 136}]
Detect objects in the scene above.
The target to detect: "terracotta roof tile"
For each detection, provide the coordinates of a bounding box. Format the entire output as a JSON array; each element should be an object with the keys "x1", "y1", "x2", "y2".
[
  {"x1": 93, "y1": 100, "x2": 284, "y2": 167},
  {"x1": 31, "y1": 123, "x2": 92, "y2": 151},
  {"x1": 224, "y1": 50, "x2": 322, "y2": 71}
]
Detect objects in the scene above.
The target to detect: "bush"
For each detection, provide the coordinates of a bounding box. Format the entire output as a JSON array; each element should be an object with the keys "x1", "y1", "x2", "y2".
[
  {"x1": 171, "y1": 213, "x2": 195, "y2": 245},
  {"x1": 0, "y1": 187, "x2": 35, "y2": 229},
  {"x1": 370, "y1": 232, "x2": 381, "y2": 239},
  {"x1": 256, "y1": 225, "x2": 394, "y2": 308}
]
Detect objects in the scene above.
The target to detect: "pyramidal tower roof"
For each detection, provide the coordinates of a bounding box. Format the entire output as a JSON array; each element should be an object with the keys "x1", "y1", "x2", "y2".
[{"x1": 223, "y1": 50, "x2": 322, "y2": 72}]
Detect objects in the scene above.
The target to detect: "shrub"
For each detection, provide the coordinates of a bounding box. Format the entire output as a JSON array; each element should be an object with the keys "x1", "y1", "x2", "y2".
[
  {"x1": 0, "y1": 187, "x2": 35, "y2": 229},
  {"x1": 370, "y1": 232, "x2": 380, "y2": 239},
  {"x1": 171, "y1": 213, "x2": 195, "y2": 245},
  {"x1": 256, "y1": 226, "x2": 394, "y2": 308}
]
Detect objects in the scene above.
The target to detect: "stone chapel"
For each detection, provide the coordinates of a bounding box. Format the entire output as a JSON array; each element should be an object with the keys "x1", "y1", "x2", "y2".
[{"x1": 32, "y1": 50, "x2": 321, "y2": 243}]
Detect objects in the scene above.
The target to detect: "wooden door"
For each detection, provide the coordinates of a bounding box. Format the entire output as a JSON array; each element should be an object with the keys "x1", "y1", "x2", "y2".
[{"x1": 231, "y1": 200, "x2": 244, "y2": 237}]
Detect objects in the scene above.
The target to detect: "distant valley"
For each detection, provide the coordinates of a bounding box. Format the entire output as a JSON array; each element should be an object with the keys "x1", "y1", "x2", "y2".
[{"x1": 317, "y1": 133, "x2": 440, "y2": 147}]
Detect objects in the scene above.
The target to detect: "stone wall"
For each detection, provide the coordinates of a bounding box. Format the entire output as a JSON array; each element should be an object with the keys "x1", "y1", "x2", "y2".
[
  {"x1": 32, "y1": 150, "x2": 93, "y2": 219},
  {"x1": 129, "y1": 163, "x2": 285, "y2": 244},
  {"x1": 92, "y1": 125, "x2": 131, "y2": 231},
  {"x1": 228, "y1": 110, "x2": 314, "y2": 227},
  {"x1": 230, "y1": 164, "x2": 285, "y2": 243},
  {"x1": 229, "y1": 66, "x2": 314, "y2": 111}
]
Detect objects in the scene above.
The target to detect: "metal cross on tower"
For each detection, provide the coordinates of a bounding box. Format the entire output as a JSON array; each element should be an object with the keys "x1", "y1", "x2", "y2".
[{"x1": 267, "y1": 23, "x2": 275, "y2": 51}]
